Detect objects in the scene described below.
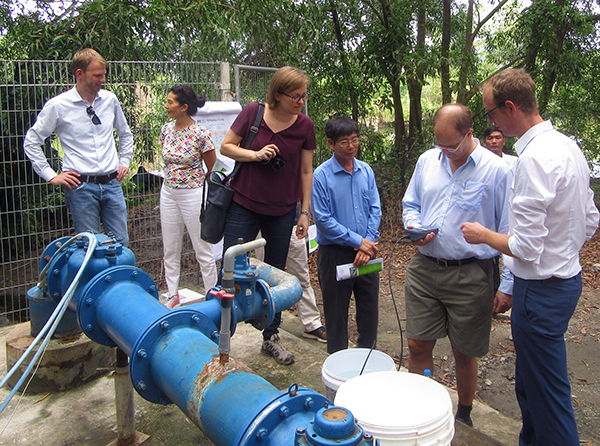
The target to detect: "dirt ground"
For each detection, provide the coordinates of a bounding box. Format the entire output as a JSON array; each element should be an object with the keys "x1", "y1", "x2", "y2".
[{"x1": 303, "y1": 231, "x2": 600, "y2": 445}]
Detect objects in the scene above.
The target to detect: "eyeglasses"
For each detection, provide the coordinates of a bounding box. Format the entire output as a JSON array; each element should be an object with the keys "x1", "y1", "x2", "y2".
[
  {"x1": 434, "y1": 133, "x2": 467, "y2": 153},
  {"x1": 484, "y1": 105, "x2": 501, "y2": 121},
  {"x1": 281, "y1": 92, "x2": 310, "y2": 103},
  {"x1": 336, "y1": 137, "x2": 360, "y2": 148},
  {"x1": 86, "y1": 106, "x2": 101, "y2": 125}
]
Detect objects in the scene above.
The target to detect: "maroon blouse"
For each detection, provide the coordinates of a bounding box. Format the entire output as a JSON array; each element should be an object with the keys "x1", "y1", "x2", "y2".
[{"x1": 229, "y1": 102, "x2": 316, "y2": 216}]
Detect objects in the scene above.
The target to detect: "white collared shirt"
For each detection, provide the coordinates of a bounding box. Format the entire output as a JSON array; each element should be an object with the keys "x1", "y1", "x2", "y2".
[
  {"x1": 24, "y1": 86, "x2": 133, "y2": 181},
  {"x1": 506, "y1": 121, "x2": 599, "y2": 279}
]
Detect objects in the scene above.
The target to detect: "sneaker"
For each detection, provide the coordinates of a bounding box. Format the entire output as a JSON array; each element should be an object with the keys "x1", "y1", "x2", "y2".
[
  {"x1": 165, "y1": 294, "x2": 180, "y2": 309},
  {"x1": 302, "y1": 326, "x2": 327, "y2": 343},
  {"x1": 261, "y1": 334, "x2": 295, "y2": 365}
]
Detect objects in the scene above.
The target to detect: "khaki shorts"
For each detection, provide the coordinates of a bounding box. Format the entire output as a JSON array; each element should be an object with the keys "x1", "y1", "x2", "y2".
[{"x1": 405, "y1": 252, "x2": 495, "y2": 357}]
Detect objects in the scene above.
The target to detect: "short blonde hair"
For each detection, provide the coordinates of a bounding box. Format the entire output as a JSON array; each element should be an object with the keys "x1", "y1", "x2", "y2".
[
  {"x1": 266, "y1": 66, "x2": 310, "y2": 108},
  {"x1": 483, "y1": 68, "x2": 538, "y2": 114},
  {"x1": 72, "y1": 48, "x2": 107, "y2": 75}
]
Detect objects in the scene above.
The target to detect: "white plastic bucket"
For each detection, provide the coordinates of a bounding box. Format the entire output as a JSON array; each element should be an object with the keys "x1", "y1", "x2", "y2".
[
  {"x1": 334, "y1": 370, "x2": 454, "y2": 446},
  {"x1": 321, "y1": 348, "x2": 396, "y2": 401}
]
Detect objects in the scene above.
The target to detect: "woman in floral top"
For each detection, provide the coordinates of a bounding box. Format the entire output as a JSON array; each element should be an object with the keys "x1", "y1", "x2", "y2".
[{"x1": 160, "y1": 85, "x2": 218, "y2": 308}]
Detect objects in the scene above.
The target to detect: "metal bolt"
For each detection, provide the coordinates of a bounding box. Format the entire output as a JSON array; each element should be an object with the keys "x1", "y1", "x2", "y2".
[
  {"x1": 136, "y1": 349, "x2": 147, "y2": 359},
  {"x1": 43, "y1": 255, "x2": 51, "y2": 262},
  {"x1": 262, "y1": 299, "x2": 268, "y2": 306},
  {"x1": 364, "y1": 432, "x2": 373, "y2": 440},
  {"x1": 52, "y1": 269, "x2": 60, "y2": 276},
  {"x1": 53, "y1": 293, "x2": 60, "y2": 299},
  {"x1": 191, "y1": 315, "x2": 200, "y2": 324},
  {"x1": 85, "y1": 297, "x2": 93, "y2": 306},
  {"x1": 159, "y1": 398, "x2": 168, "y2": 405},
  {"x1": 279, "y1": 406, "x2": 290, "y2": 418},
  {"x1": 104, "y1": 275, "x2": 112, "y2": 283},
  {"x1": 296, "y1": 427, "x2": 305, "y2": 435},
  {"x1": 211, "y1": 331, "x2": 218, "y2": 340},
  {"x1": 160, "y1": 320, "x2": 170, "y2": 330},
  {"x1": 256, "y1": 428, "x2": 268, "y2": 440},
  {"x1": 149, "y1": 285, "x2": 157, "y2": 293},
  {"x1": 304, "y1": 397, "x2": 314, "y2": 409},
  {"x1": 131, "y1": 270, "x2": 138, "y2": 278},
  {"x1": 136, "y1": 380, "x2": 147, "y2": 391},
  {"x1": 85, "y1": 324, "x2": 93, "y2": 332}
]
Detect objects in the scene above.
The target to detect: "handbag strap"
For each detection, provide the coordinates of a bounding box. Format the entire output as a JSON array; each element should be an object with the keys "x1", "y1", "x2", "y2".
[{"x1": 228, "y1": 101, "x2": 265, "y2": 182}]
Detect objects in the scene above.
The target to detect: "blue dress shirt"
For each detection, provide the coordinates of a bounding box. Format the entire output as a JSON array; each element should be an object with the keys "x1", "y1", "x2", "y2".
[
  {"x1": 312, "y1": 155, "x2": 381, "y2": 249},
  {"x1": 403, "y1": 142, "x2": 514, "y2": 294}
]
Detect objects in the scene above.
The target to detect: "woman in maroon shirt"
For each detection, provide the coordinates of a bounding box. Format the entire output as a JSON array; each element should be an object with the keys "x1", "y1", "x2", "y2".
[{"x1": 220, "y1": 66, "x2": 316, "y2": 365}]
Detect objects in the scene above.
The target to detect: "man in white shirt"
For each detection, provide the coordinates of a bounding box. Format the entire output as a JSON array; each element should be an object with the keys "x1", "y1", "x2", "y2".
[
  {"x1": 24, "y1": 48, "x2": 133, "y2": 246},
  {"x1": 483, "y1": 125, "x2": 517, "y2": 170},
  {"x1": 462, "y1": 68, "x2": 599, "y2": 446},
  {"x1": 402, "y1": 104, "x2": 513, "y2": 427}
]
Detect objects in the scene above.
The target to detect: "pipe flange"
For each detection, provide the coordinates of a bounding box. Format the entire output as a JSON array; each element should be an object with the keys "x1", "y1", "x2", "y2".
[
  {"x1": 130, "y1": 309, "x2": 219, "y2": 404},
  {"x1": 78, "y1": 265, "x2": 158, "y2": 346}
]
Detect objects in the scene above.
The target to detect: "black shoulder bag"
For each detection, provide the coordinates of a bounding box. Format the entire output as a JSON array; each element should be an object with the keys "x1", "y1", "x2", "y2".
[{"x1": 200, "y1": 102, "x2": 265, "y2": 244}]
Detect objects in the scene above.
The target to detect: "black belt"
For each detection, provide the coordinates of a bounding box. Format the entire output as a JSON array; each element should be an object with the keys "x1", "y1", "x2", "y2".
[
  {"x1": 423, "y1": 255, "x2": 477, "y2": 267},
  {"x1": 79, "y1": 172, "x2": 117, "y2": 184}
]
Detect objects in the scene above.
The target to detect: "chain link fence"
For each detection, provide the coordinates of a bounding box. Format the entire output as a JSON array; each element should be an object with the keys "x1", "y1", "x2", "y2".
[{"x1": 0, "y1": 60, "x2": 275, "y2": 324}]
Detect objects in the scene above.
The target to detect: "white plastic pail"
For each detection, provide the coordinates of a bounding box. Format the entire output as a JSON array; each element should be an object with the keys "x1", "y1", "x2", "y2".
[
  {"x1": 334, "y1": 370, "x2": 454, "y2": 446},
  {"x1": 321, "y1": 348, "x2": 396, "y2": 401}
]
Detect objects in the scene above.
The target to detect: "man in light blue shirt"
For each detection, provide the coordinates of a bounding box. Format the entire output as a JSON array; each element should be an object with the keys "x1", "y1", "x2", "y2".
[
  {"x1": 312, "y1": 117, "x2": 381, "y2": 354},
  {"x1": 24, "y1": 48, "x2": 133, "y2": 246},
  {"x1": 402, "y1": 103, "x2": 513, "y2": 427}
]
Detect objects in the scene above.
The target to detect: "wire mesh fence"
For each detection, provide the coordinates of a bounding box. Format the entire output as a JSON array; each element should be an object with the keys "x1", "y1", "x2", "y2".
[{"x1": 0, "y1": 60, "x2": 274, "y2": 324}]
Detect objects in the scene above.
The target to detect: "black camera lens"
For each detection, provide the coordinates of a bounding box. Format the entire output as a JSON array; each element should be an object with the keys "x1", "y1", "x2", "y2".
[{"x1": 271, "y1": 152, "x2": 287, "y2": 171}]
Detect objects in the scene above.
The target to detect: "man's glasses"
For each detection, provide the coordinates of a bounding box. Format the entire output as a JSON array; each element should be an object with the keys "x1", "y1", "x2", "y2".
[
  {"x1": 336, "y1": 137, "x2": 360, "y2": 149},
  {"x1": 281, "y1": 92, "x2": 310, "y2": 103},
  {"x1": 86, "y1": 106, "x2": 101, "y2": 125},
  {"x1": 434, "y1": 133, "x2": 467, "y2": 153},
  {"x1": 484, "y1": 105, "x2": 501, "y2": 121}
]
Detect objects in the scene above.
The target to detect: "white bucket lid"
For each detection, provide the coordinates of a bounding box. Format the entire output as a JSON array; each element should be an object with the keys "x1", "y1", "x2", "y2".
[
  {"x1": 335, "y1": 371, "x2": 453, "y2": 432},
  {"x1": 321, "y1": 349, "x2": 396, "y2": 391}
]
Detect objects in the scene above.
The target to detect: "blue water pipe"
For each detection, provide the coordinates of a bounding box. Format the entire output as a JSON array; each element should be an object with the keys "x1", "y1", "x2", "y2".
[{"x1": 24, "y1": 234, "x2": 377, "y2": 446}]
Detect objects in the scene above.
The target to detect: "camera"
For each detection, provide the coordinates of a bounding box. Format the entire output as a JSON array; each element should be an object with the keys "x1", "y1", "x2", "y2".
[{"x1": 271, "y1": 152, "x2": 287, "y2": 171}]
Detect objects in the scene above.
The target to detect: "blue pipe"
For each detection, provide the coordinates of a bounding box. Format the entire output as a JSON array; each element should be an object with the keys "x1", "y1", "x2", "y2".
[{"x1": 26, "y1": 236, "x2": 377, "y2": 446}]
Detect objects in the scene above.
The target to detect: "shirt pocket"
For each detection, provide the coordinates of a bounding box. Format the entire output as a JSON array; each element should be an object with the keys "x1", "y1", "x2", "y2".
[
  {"x1": 361, "y1": 188, "x2": 377, "y2": 214},
  {"x1": 456, "y1": 180, "x2": 485, "y2": 211}
]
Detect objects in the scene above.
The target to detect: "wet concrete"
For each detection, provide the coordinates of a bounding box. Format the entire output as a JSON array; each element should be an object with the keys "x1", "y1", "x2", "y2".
[{"x1": 0, "y1": 313, "x2": 520, "y2": 445}]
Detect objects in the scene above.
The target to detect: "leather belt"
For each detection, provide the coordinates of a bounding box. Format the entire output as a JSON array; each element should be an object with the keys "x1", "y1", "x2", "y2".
[
  {"x1": 423, "y1": 255, "x2": 477, "y2": 267},
  {"x1": 79, "y1": 172, "x2": 118, "y2": 184}
]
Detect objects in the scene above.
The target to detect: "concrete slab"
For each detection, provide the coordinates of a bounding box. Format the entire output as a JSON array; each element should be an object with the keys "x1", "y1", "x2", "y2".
[{"x1": 0, "y1": 313, "x2": 521, "y2": 445}]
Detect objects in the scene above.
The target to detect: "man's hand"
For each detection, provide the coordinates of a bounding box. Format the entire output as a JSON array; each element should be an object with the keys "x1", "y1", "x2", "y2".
[
  {"x1": 461, "y1": 222, "x2": 488, "y2": 245},
  {"x1": 407, "y1": 225, "x2": 436, "y2": 246},
  {"x1": 493, "y1": 291, "x2": 513, "y2": 313},
  {"x1": 49, "y1": 171, "x2": 80, "y2": 189},
  {"x1": 354, "y1": 249, "x2": 371, "y2": 267},
  {"x1": 359, "y1": 238, "x2": 379, "y2": 258},
  {"x1": 117, "y1": 165, "x2": 129, "y2": 181}
]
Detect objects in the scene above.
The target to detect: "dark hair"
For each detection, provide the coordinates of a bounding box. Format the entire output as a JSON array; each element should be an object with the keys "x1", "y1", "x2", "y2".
[
  {"x1": 169, "y1": 85, "x2": 206, "y2": 116},
  {"x1": 483, "y1": 68, "x2": 538, "y2": 114},
  {"x1": 325, "y1": 116, "x2": 359, "y2": 141},
  {"x1": 483, "y1": 125, "x2": 504, "y2": 139},
  {"x1": 432, "y1": 103, "x2": 472, "y2": 135}
]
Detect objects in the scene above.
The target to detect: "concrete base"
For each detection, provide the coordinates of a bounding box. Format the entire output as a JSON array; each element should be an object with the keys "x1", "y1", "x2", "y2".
[
  {"x1": 107, "y1": 432, "x2": 151, "y2": 446},
  {"x1": 5, "y1": 323, "x2": 115, "y2": 393}
]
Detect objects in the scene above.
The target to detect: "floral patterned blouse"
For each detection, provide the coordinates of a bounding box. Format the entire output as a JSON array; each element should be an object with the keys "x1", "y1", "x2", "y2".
[{"x1": 159, "y1": 121, "x2": 215, "y2": 188}]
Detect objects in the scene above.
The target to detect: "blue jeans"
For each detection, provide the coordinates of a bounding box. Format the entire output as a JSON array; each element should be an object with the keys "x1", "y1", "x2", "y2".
[
  {"x1": 65, "y1": 179, "x2": 129, "y2": 246},
  {"x1": 512, "y1": 274, "x2": 581, "y2": 446},
  {"x1": 222, "y1": 202, "x2": 295, "y2": 340}
]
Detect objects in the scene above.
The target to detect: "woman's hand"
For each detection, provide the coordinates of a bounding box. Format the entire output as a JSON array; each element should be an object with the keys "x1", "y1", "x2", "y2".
[
  {"x1": 296, "y1": 213, "x2": 309, "y2": 238},
  {"x1": 254, "y1": 144, "x2": 279, "y2": 162}
]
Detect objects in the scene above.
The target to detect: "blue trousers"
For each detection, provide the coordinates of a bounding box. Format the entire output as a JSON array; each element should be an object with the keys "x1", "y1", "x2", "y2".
[
  {"x1": 65, "y1": 178, "x2": 129, "y2": 246},
  {"x1": 222, "y1": 202, "x2": 295, "y2": 340},
  {"x1": 512, "y1": 274, "x2": 581, "y2": 446}
]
